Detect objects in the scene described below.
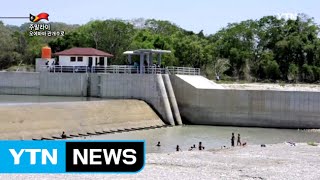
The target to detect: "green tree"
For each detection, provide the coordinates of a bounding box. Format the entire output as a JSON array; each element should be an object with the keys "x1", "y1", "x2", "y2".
[
  {"x1": 287, "y1": 63, "x2": 299, "y2": 82},
  {"x1": 0, "y1": 21, "x2": 16, "y2": 69},
  {"x1": 213, "y1": 58, "x2": 230, "y2": 77},
  {"x1": 301, "y1": 64, "x2": 314, "y2": 82},
  {"x1": 264, "y1": 60, "x2": 280, "y2": 80}
]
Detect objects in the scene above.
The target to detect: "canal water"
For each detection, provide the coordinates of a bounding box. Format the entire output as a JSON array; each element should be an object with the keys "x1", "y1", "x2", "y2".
[
  {"x1": 1, "y1": 95, "x2": 320, "y2": 153},
  {"x1": 0, "y1": 95, "x2": 100, "y2": 105}
]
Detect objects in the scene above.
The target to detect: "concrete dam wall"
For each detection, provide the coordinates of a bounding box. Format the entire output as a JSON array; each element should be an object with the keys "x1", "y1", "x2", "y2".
[
  {"x1": 1, "y1": 72, "x2": 320, "y2": 128},
  {"x1": 170, "y1": 75, "x2": 320, "y2": 129},
  {"x1": 0, "y1": 72, "x2": 181, "y2": 126},
  {"x1": 90, "y1": 73, "x2": 181, "y2": 125},
  {"x1": 0, "y1": 100, "x2": 165, "y2": 140}
]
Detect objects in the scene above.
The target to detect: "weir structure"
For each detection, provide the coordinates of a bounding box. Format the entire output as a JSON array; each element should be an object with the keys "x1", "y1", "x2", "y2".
[
  {"x1": 0, "y1": 71, "x2": 186, "y2": 126},
  {"x1": 33, "y1": 48, "x2": 191, "y2": 126},
  {"x1": 3, "y1": 69, "x2": 320, "y2": 129},
  {"x1": 1, "y1": 48, "x2": 320, "y2": 139},
  {"x1": 1, "y1": 64, "x2": 320, "y2": 129},
  {"x1": 0, "y1": 66, "x2": 197, "y2": 139}
]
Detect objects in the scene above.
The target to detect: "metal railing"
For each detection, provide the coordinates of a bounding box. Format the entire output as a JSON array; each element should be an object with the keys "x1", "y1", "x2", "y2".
[
  {"x1": 40, "y1": 66, "x2": 89, "y2": 73},
  {"x1": 96, "y1": 65, "x2": 139, "y2": 74},
  {"x1": 145, "y1": 66, "x2": 167, "y2": 74},
  {"x1": 40, "y1": 65, "x2": 200, "y2": 75},
  {"x1": 166, "y1": 66, "x2": 200, "y2": 75},
  {"x1": 40, "y1": 65, "x2": 165, "y2": 74}
]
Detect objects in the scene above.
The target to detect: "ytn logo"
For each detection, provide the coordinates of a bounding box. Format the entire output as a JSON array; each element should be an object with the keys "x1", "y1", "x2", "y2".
[{"x1": 9, "y1": 149, "x2": 57, "y2": 165}]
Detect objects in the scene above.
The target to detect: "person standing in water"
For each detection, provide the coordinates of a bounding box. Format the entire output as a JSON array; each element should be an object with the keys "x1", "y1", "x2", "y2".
[
  {"x1": 237, "y1": 134, "x2": 241, "y2": 146},
  {"x1": 231, "y1": 133, "x2": 235, "y2": 147},
  {"x1": 176, "y1": 145, "x2": 181, "y2": 152},
  {"x1": 198, "y1": 142, "x2": 205, "y2": 150}
]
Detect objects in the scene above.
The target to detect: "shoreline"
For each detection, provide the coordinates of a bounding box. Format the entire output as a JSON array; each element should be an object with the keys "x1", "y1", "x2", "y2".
[{"x1": 1, "y1": 143, "x2": 319, "y2": 179}]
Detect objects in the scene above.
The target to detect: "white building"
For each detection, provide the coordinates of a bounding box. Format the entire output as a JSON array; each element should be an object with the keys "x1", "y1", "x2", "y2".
[{"x1": 54, "y1": 47, "x2": 113, "y2": 67}]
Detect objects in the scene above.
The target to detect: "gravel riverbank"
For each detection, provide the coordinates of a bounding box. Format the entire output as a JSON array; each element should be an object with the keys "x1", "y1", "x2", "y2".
[
  {"x1": 1, "y1": 143, "x2": 319, "y2": 180},
  {"x1": 220, "y1": 83, "x2": 320, "y2": 91}
]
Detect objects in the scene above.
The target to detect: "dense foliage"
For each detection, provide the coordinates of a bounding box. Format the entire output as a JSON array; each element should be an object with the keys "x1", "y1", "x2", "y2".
[{"x1": 1, "y1": 14, "x2": 320, "y2": 82}]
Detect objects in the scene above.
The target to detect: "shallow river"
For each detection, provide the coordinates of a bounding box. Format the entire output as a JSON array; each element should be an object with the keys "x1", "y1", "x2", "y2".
[{"x1": 73, "y1": 125, "x2": 320, "y2": 153}]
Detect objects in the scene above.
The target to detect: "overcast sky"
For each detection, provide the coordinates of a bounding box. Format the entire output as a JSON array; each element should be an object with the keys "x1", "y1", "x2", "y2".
[{"x1": 1, "y1": 0, "x2": 319, "y2": 34}]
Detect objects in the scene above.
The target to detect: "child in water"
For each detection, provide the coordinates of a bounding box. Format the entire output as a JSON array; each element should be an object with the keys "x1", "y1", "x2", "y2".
[
  {"x1": 237, "y1": 134, "x2": 241, "y2": 146},
  {"x1": 156, "y1": 141, "x2": 161, "y2": 147}
]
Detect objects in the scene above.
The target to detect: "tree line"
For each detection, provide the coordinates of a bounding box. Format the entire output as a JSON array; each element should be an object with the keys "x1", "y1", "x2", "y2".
[{"x1": 0, "y1": 14, "x2": 320, "y2": 83}]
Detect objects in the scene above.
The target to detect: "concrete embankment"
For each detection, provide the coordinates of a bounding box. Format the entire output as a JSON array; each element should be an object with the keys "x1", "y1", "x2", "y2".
[
  {"x1": 0, "y1": 100, "x2": 165, "y2": 140},
  {"x1": 0, "y1": 72, "x2": 40, "y2": 95},
  {"x1": 171, "y1": 75, "x2": 320, "y2": 128}
]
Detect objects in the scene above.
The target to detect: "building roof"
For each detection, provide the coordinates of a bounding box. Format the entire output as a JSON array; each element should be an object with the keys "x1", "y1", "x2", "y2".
[
  {"x1": 54, "y1": 47, "x2": 113, "y2": 57},
  {"x1": 123, "y1": 49, "x2": 171, "y2": 55}
]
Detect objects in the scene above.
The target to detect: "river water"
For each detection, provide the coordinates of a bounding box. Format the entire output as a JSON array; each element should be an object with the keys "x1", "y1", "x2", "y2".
[
  {"x1": 1, "y1": 95, "x2": 320, "y2": 153},
  {"x1": 73, "y1": 125, "x2": 320, "y2": 153}
]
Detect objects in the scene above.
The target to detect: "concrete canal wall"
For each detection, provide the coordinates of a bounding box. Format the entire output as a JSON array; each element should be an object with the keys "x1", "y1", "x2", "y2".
[
  {"x1": 0, "y1": 100, "x2": 165, "y2": 140},
  {"x1": 0, "y1": 72, "x2": 86, "y2": 96},
  {"x1": 0, "y1": 72, "x2": 40, "y2": 95},
  {"x1": 39, "y1": 72, "x2": 87, "y2": 96},
  {"x1": 170, "y1": 75, "x2": 320, "y2": 129}
]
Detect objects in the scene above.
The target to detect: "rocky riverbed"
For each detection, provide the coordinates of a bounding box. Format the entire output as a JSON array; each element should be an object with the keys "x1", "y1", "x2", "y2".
[{"x1": 1, "y1": 143, "x2": 319, "y2": 180}]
